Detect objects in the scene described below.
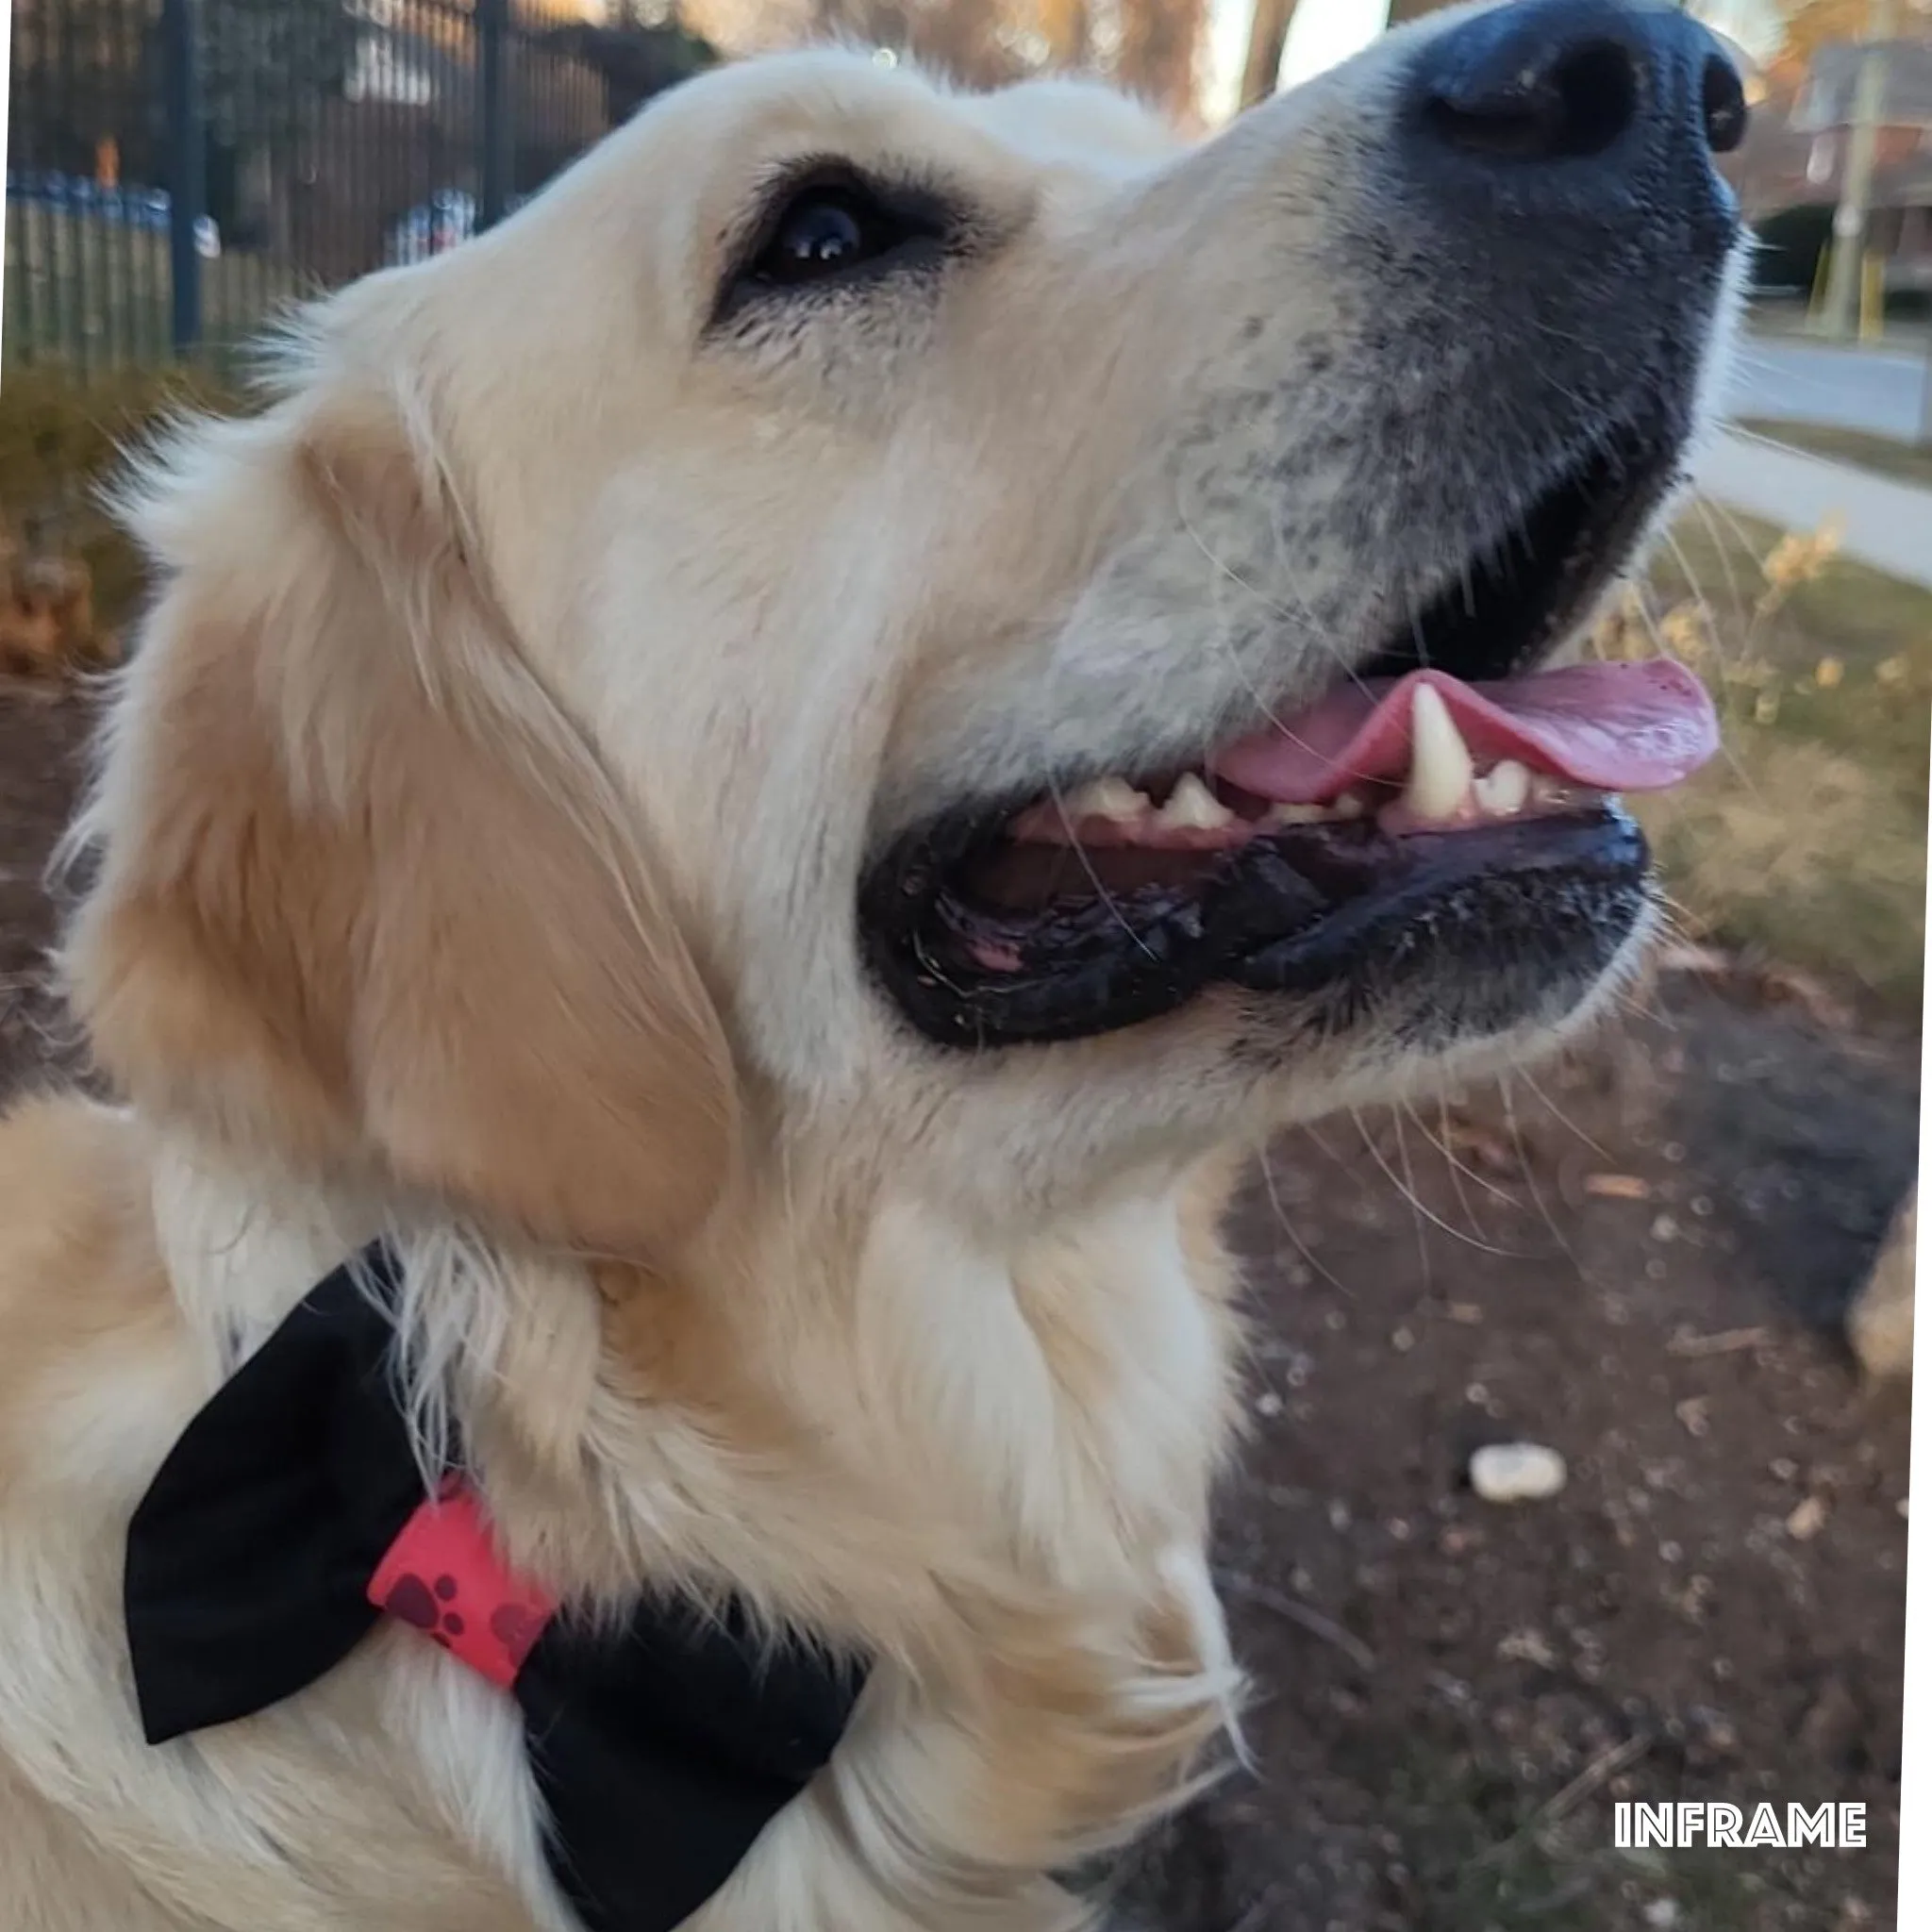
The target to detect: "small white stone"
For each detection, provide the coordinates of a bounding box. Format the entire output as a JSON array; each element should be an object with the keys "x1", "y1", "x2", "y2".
[
  {"x1": 1470, "y1": 1441, "x2": 1568, "y2": 1504},
  {"x1": 1786, "y1": 1493, "x2": 1829, "y2": 1541}
]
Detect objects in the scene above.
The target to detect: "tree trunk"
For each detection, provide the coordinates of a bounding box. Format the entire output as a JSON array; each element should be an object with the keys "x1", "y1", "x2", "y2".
[
  {"x1": 1239, "y1": 0, "x2": 1298, "y2": 109},
  {"x1": 1039, "y1": 0, "x2": 1091, "y2": 68}
]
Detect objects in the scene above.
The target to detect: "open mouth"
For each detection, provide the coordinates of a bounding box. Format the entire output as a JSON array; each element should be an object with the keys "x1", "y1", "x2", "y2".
[{"x1": 860, "y1": 420, "x2": 1717, "y2": 1050}]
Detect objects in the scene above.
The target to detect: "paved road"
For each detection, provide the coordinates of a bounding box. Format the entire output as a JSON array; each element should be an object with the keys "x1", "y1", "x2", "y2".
[
  {"x1": 1723, "y1": 340, "x2": 1930, "y2": 441},
  {"x1": 1692, "y1": 430, "x2": 1932, "y2": 590}
]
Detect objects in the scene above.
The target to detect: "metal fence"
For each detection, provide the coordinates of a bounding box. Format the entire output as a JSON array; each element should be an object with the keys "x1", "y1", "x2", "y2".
[{"x1": 5, "y1": 0, "x2": 630, "y2": 376}]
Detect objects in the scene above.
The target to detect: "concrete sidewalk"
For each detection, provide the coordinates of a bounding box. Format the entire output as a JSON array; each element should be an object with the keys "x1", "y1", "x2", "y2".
[
  {"x1": 1693, "y1": 431, "x2": 1932, "y2": 590},
  {"x1": 1724, "y1": 339, "x2": 1929, "y2": 441}
]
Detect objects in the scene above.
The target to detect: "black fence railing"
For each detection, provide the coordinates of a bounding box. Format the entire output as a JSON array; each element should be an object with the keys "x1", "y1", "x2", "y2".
[{"x1": 6, "y1": 0, "x2": 706, "y2": 376}]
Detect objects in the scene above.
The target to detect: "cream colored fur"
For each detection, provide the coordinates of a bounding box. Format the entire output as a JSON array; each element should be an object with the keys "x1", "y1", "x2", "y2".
[{"x1": 0, "y1": 26, "x2": 1730, "y2": 1932}]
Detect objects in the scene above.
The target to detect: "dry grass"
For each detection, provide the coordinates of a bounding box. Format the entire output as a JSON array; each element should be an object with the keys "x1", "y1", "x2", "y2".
[
  {"x1": 1599, "y1": 504, "x2": 1932, "y2": 1023},
  {"x1": 0, "y1": 364, "x2": 240, "y2": 641}
]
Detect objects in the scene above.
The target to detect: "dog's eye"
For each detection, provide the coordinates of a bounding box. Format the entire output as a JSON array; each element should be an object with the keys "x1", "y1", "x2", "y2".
[
  {"x1": 756, "y1": 190, "x2": 893, "y2": 285},
  {"x1": 730, "y1": 176, "x2": 948, "y2": 306}
]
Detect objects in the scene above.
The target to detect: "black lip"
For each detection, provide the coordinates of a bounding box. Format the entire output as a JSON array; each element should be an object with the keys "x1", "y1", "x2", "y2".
[{"x1": 860, "y1": 804, "x2": 1650, "y2": 1050}]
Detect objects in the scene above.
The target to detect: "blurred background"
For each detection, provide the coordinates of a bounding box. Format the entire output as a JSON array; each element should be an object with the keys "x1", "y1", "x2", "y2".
[{"x1": 3, "y1": 2, "x2": 1930, "y2": 1927}]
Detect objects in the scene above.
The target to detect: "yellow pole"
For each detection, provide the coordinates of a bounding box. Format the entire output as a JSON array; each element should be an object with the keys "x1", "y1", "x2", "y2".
[
  {"x1": 1822, "y1": 0, "x2": 1896, "y2": 340},
  {"x1": 1860, "y1": 250, "x2": 1884, "y2": 341}
]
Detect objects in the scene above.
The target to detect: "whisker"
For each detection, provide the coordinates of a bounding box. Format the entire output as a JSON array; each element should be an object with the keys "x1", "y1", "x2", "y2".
[
  {"x1": 1388, "y1": 1106, "x2": 1432, "y2": 1291},
  {"x1": 1298, "y1": 1117, "x2": 1359, "y2": 1181},
  {"x1": 1176, "y1": 499, "x2": 1370, "y2": 701},
  {"x1": 1686, "y1": 494, "x2": 1751, "y2": 615},
  {"x1": 1042, "y1": 777, "x2": 1160, "y2": 963},
  {"x1": 1500, "y1": 1076, "x2": 1583, "y2": 1275},
  {"x1": 1350, "y1": 1106, "x2": 1525, "y2": 1259},
  {"x1": 1259, "y1": 1146, "x2": 1355, "y2": 1299},
  {"x1": 1691, "y1": 490, "x2": 1774, "y2": 574},
  {"x1": 1515, "y1": 1064, "x2": 1612, "y2": 1159},
  {"x1": 1172, "y1": 483, "x2": 1414, "y2": 786},
  {"x1": 1425, "y1": 1091, "x2": 1521, "y2": 1210},
  {"x1": 1657, "y1": 524, "x2": 1724, "y2": 675}
]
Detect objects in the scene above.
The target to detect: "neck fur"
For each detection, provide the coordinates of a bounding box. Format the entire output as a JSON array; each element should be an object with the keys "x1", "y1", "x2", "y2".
[{"x1": 148, "y1": 1122, "x2": 1242, "y2": 1657}]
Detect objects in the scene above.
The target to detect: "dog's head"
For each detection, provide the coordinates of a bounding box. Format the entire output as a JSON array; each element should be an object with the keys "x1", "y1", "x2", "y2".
[{"x1": 67, "y1": 1, "x2": 1747, "y2": 1254}]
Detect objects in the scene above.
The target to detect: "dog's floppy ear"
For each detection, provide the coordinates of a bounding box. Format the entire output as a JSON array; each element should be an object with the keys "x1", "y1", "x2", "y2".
[{"x1": 63, "y1": 368, "x2": 738, "y2": 1261}]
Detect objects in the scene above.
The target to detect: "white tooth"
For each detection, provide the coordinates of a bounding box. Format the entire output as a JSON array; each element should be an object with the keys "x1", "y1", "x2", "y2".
[
  {"x1": 1065, "y1": 777, "x2": 1150, "y2": 822},
  {"x1": 1267, "y1": 802, "x2": 1329, "y2": 825},
  {"x1": 1404, "y1": 683, "x2": 1475, "y2": 823},
  {"x1": 1158, "y1": 773, "x2": 1236, "y2": 831},
  {"x1": 1473, "y1": 758, "x2": 1531, "y2": 816},
  {"x1": 1330, "y1": 791, "x2": 1365, "y2": 820}
]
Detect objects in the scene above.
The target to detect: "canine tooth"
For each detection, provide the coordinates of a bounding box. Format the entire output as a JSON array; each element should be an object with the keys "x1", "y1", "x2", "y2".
[
  {"x1": 1065, "y1": 777, "x2": 1150, "y2": 822},
  {"x1": 1158, "y1": 773, "x2": 1236, "y2": 831},
  {"x1": 1473, "y1": 758, "x2": 1531, "y2": 816},
  {"x1": 1267, "y1": 802, "x2": 1329, "y2": 825},
  {"x1": 1330, "y1": 791, "x2": 1365, "y2": 820},
  {"x1": 1404, "y1": 684, "x2": 1474, "y2": 823}
]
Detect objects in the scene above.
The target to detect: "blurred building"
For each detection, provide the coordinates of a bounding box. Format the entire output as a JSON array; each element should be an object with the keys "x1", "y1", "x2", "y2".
[{"x1": 1726, "y1": 37, "x2": 1932, "y2": 293}]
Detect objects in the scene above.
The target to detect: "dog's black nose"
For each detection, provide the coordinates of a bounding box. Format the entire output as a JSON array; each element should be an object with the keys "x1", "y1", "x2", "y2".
[{"x1": 1412, "y1": 0, "x2": 1746, "y2": 175}]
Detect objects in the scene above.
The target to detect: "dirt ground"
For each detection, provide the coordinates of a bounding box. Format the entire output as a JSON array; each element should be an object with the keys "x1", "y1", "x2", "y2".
[
  {"x1": 0, "y1": 683, "x2": 1913, "y2": 1932},
  {"x1": 1121, "y1": 992, "x2": 1914, "y2": 1932}
]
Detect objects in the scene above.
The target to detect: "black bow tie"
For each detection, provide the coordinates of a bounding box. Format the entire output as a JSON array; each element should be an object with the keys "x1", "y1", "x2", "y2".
[{"x1": 125, "y1": 1244, "x2": 866, "y2": 1932}]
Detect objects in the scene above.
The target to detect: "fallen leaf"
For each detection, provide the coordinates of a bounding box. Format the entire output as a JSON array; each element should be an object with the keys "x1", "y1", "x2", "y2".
[
  {"x1": 1675, "y1": 1396, "x2": 1711, "y2": 1439},
  {"x1": 1668, "y1": 1326, "x2": 1774, "y2": 1358},
  {"x1": 1443, "y1": 1117, "x2": 1517, "y2": 1175},
  {"x1": 1585, "y1": 1173, "x2": 1651, "y2": 1200}
]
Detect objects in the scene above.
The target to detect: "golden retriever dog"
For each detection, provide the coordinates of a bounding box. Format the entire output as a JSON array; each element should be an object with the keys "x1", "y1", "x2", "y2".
[{"x1": 0, "y1": 4, "x2": 1747, "y2": 1926}]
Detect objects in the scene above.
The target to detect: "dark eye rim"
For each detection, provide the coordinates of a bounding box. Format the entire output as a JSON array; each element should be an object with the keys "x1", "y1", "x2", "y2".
[{"x1": 709, "y1": 158, "x2": 967, "y2": 328}]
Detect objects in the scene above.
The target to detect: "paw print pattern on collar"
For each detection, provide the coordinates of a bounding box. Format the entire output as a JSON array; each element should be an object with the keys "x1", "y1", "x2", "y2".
[{"x1": 367, "y1": 1478, "x2": 556, "y2": 1688}]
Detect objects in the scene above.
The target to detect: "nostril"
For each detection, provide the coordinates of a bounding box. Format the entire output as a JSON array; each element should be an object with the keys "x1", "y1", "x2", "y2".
[
  {"x1": 1425, "y1": 35, "x2": 1641, "y2": 164},
  {"x1": 1548, "y1": 40, "x2": 1641, "y2": 158},
  {"x1": 1701, "y1": 54, "x2": 1748, "y2": 154}
]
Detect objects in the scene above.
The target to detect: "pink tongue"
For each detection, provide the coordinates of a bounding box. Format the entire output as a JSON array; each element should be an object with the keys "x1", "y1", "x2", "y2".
[{"x1": 1208, "y1": 662, "x2": 1720, "y2": 806}]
